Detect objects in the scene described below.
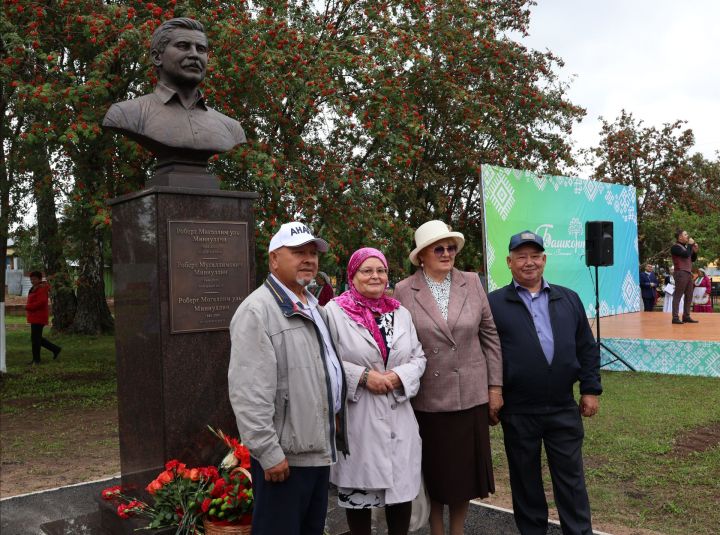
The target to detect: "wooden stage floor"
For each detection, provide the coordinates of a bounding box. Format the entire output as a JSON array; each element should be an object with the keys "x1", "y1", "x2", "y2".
[{"x1": 596, "y1": 311, "x2": 720, "y2": 342}]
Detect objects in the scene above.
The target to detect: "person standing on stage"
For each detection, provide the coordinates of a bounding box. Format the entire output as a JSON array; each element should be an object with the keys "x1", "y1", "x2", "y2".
[
  {"x1": 670, "y1": 229, "x2": 699, "y2": 324},
  {"x1": 639, "y1": 263, "x2": 659, "y2": 312},
  {"x1": 488, "y1": 230, "x2": 602, "y2": 535}
]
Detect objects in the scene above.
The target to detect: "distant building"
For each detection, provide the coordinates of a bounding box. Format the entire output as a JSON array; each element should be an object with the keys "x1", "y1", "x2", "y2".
[{"x1": 4, "y1": 239, "x2": 22, "y2": 271}]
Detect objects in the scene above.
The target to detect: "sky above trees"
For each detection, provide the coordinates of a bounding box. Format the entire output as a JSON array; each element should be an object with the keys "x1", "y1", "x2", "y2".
[{"x1": 515, "y1": 0, "x2": 720, "y2": 163}]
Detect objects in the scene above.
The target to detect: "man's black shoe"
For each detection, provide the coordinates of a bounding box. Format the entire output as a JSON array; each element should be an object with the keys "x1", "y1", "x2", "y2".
[
  {"x1": 682, "y1": 316, "x2": 699, "y2": 323},
  {"x1": 53, "y1": 348, "x2": 62, "y2": 360},
  {"x1": 671, "y1": 318, "x2": 683, "y2": 324}
]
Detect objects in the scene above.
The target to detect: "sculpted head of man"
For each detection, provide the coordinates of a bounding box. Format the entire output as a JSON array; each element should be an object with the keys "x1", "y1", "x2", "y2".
[{"x1": 150, "y1": 18, "x2": 208, "y2": 90}]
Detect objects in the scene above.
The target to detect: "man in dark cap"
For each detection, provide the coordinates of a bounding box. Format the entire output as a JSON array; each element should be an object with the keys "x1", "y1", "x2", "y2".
[
  {"x1": 103, "y1": 18, "x2": 246, "y2": 166},
  {"x1": 488, "y1": 231, "x2": 602, "y2": 535}
]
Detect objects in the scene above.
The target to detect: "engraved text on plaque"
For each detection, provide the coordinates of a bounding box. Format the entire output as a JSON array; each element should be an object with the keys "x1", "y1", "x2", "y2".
[{"x1": 168, "y1": 220, "x2": 249, "y2": 333}]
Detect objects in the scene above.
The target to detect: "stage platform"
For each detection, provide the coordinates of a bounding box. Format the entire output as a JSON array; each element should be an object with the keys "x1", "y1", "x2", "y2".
[{"x1": 595, "y1": 312, "x2": 720, "y2": 377}]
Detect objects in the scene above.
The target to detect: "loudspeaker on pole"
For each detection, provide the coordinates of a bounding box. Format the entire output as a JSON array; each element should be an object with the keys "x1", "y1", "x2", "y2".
[{"x1": 585, "y1": 221, "x2": 614, "y2": 267}]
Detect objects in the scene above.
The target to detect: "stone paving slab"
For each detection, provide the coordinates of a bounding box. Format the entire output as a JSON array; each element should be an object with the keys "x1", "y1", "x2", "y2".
[{"x1": 1, "y1": 477, "x2": 597, "y2": 535}]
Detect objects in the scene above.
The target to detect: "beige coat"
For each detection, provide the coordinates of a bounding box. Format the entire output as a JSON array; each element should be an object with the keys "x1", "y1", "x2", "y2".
[
  {"x1": 325, "y1": 301, "x2": 426, "y2": 503},
  {"x1": 394, "y1": 269, "x2": 502, "y2": 412}
]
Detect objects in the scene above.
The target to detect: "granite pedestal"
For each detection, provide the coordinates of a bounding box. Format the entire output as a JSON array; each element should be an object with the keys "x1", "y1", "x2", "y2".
[{"x1": 104, "y1": 182, "x2": 257, "y2": 533}]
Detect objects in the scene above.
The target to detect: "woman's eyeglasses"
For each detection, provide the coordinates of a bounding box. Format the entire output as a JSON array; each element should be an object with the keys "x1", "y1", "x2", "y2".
[
  {"x1": 432, "y1": 244, "x2": 458, "y2": 257},
  {"x1": 357, "y1": 268, "x2": 388, "y2": 277}
]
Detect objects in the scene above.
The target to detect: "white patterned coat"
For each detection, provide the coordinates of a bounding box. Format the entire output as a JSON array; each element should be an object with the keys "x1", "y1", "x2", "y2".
[{"x1": 325, "y1": 301, "x2": 426, "y2": 504}]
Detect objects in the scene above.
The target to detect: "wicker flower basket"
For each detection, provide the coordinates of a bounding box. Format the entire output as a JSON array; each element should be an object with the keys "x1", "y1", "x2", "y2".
[
  {"x1": 203, "y1": 466, "x2": 252, "y2": 535},
  {"x1": 203, "y1": 519, "x2": 251, "y2": 535}
]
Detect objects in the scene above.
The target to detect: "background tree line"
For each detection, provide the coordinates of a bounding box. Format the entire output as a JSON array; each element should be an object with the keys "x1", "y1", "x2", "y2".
[{"x1": 2, "y1": 0, "x2": 718, "y2": 334}]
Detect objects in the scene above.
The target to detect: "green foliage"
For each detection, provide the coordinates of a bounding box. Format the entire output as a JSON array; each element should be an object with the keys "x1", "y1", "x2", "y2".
[
  {"x1": 641, "y1": 207, "x2": 720, "y2": 268},
  {"x1": 589, "y1": 110, "x2": 720, "y2": 265},
  {"x1": 9, "y1": 225, "x2": 43, "y2": 271}
]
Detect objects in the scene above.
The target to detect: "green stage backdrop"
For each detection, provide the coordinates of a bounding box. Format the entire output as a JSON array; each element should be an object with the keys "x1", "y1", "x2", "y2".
[{"x1": 481, "y1": 165, "x2": 640, "y2": 317}]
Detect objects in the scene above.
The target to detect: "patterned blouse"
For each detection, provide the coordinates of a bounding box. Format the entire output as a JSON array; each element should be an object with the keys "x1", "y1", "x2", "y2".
[
  {"x1": 374, "y1": 312, "x2": 395, "y2": 364},
  {"x1": 423, "y1": 270, "x2": 452, "y2": 320}
]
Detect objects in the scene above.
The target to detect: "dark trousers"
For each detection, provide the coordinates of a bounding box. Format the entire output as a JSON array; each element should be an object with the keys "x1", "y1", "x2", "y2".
[
  {"x1": 672, "y1": 270, "x2": 694, "y2": 318},
  {"x1": 642, "y1": 296, "x2": 655, "y2": 311},
  {"x1": 501, "y1": 409, "x2": 593, "y2": 535},
  {"x1": 250, "y1": 457, "x2": 330, "y2": 535},
  {"x1": 30, "y1": 323, "x2": 60, "y2": 363}
]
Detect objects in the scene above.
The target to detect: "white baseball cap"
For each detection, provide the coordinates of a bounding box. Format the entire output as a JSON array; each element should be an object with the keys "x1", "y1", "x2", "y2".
[{"x1": 268, "y1": 222, "x2": 329, "y2": 253}]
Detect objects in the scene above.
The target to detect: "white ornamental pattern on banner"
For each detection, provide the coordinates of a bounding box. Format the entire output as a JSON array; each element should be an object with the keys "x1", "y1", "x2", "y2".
[
  {"x1": 532, "y1": 172, "x2": 547, "y2": 191},
  {"x1": 601, "y1": 339, "x2": 720, "y2": 378},
  {"x1": 583, "y1": 179, "x2": 604, "y2": 202},
  {"x1": 484, "y1": 166, "x2": 516, "y2": 221},
  {"x1": 622, "y1": 271, "x2": 642, "y2": 311},
  {"x1": 603, "y1": 187, "x2": 638, "y2": 223}
]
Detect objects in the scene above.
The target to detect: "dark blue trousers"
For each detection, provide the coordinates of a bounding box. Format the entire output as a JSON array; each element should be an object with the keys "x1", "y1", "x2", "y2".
[
  {"x1": 250, "y1": 457, "x2": 330, "y2": 535},
  {"x1": 501, "y1": 408, "x2": 593, "y2": 535}
]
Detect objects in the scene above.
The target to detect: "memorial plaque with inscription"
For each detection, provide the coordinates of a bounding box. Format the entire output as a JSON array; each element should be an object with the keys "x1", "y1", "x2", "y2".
[{"x1": 168, "y1": 221, "x2": 250, "y2": 333}]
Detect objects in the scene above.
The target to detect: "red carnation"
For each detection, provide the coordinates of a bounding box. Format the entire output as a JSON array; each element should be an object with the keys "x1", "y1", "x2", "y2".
[{"x1": 101, "y1": 485, "x2": 122, "y2": 500}]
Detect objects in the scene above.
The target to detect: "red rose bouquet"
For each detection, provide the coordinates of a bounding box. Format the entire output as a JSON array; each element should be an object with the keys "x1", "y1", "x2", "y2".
[{"x1": 101, "y1": 427, "x2": 252, "y2": 535}]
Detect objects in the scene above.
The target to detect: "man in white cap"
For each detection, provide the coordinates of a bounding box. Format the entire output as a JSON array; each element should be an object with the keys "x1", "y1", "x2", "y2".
[{"x1": 228, "y1": 222, "x2": 348, "y2": 535}]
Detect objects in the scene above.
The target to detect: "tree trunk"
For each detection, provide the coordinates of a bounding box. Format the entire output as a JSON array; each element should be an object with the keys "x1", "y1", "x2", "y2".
[
  {"x1": 71, "y1": 232, "x2": 114, "y2": 335},
  {"x1": 1, "y1": 71, "x2": 11, "y2": 308},
  {"x1": 32, "y1": 147, "x2": 77, "y2": 331}
]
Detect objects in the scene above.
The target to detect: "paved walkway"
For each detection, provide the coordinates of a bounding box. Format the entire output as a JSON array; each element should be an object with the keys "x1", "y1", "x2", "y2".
[{"x1": 0, "y1": 477, "x2": 575, "y2": 535}]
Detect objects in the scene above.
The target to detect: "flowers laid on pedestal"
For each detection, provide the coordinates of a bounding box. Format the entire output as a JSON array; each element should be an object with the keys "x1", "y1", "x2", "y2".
[{"x1": 101, "y1": 428, "x2": 252, "y2": 535}]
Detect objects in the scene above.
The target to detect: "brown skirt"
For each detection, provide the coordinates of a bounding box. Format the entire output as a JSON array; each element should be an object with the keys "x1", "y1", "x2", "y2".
[{"x1": 415, "y1": 404, "x2": 494, "y2": 504}]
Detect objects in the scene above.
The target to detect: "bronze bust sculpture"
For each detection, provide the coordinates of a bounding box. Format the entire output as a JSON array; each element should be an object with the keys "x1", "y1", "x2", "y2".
[{"x1": 103, "y1": 18, "x2": 246, "y2": 182}]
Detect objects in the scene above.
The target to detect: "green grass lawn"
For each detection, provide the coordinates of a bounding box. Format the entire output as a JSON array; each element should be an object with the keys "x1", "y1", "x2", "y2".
[
  {"x1": 1, "y1": 324, "x2": 117, "y2": 411},
  {"x1": 490, "y1": 371, "x2": 720, "y2": 535},
  {"x1": 1, "y1": 320, "x2": 719, "y2": 533}
]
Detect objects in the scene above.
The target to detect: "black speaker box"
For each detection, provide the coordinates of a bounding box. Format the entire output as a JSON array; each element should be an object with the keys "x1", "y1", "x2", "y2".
[{"x1": 585, "y1": 221, "x2": 614, "y2": 266}]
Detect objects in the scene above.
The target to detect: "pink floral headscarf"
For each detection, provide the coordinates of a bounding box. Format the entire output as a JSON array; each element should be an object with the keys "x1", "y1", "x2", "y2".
[{"x1": 334, "y1": 248, "x2": 400, "y2": 362}]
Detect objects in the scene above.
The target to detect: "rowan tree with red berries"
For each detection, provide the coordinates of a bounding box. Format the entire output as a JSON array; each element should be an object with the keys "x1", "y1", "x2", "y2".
[
  {"x1": 589, "y1": 110, "x2": 719, "y2": 265},
  {"x1": 6, "y1": 0, "x2": 590, "y2": 308}
]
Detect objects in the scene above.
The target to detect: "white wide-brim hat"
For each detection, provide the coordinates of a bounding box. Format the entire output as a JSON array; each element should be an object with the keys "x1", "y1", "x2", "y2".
[{"x1": 409, "y1": 220, "x2": 465, "y2": 266}]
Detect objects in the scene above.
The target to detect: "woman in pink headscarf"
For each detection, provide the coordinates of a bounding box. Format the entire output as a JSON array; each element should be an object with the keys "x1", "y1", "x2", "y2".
[{"x1": 325, "y1": 248, "x2": 427, "y2": 535}]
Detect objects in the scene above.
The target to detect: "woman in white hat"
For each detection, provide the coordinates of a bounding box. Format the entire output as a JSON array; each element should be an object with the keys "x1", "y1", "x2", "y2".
[{"x1": 394, "y1": 220, "x2": 503, "y2": 535}]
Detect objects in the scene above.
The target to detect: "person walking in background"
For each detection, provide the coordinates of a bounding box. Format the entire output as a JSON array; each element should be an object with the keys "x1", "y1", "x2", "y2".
[
  {"x1": 639, "y1": 262, "x2": 659, "y2": 311},
  {"x1": 25, "y1": 271, "x2": 61, "y2": 365},
  {"x1": 326, "y1": 247, "x2": 426, "y2": 535},
  {"x1": 488, "y1": 231, "x2": 602, "y2": 535},
  {"x1": 394, "y1": 220, "x2": 503, "y2": 535},
  {"x1": 692, "y1": 268, "x2": 713, "y2": 313},
  {"x1": 228, "y1": 222, "x2": 348, "y2": 535},
  {"x1": 313, "y1": 271, "x2": 335, "y2": 306},
  {"x1": 670, "y1": 229, "x2": 699, "y2": 324}
]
